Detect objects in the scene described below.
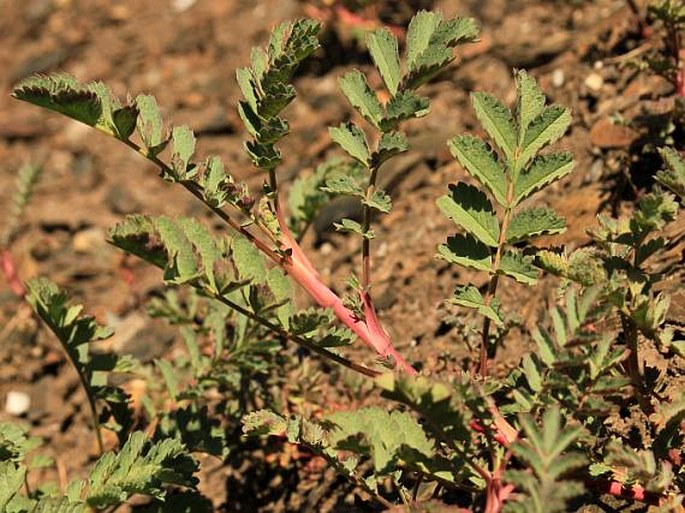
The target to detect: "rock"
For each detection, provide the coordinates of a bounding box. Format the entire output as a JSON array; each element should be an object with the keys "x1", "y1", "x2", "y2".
[
  {"x1": 5, "y1": 390, "x2": 31, "y2": 416},
  {"x1": 589, "y1": 117, "x2": 639, "y2": 149},
  {"x1": 72, "y1": 227, "x2": 106, "y2": 254},
  {"x1": 552, "y1": 69, "x2": 565, "y2": 88},
  {"x1": 584, "y1": 72, "x2": 604, "y2": 92}
]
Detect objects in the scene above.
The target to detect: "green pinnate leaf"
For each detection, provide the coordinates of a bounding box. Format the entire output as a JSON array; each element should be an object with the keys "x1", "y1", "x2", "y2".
[
  {"x1": 405, "y1": 10, "x2": 443, "y2": 71},
  {"x1": 436, "y1": 182, "x2": 500, "y2": 247},
  {"x1": 86, "y1": 432, "x2": 197, "y2": 508},
  {"x1": 657, "y1": 147, "x2": 685, "y2": 199},
  {"x1": 514, "y1": 152, "x2": 574, "y2": 205},
  {"x1": 506, "y1": 207, "x2": 566, "y2": 243},
  {"x1": 372, "y1": 131, "x2": 408, "y2": 167},
  {"x1": 534, "y1": 250, "x2": 569, "y2": 278},
  {"x1": 518, "y1": 105, "x2": 571, "y2": 170},
  {"x1": 499, "y1": 251, "x2": 539, "y2": 285},
  {"x1": 516, "y1": 70, "x2": 545, "y2": 141},
  {"x1": 236, "y1": 67, "x2": 258, "y2": 112},
  {"x1": 448, "y1": 136, "x2": 508, "y2": 206},
  {"x1": 451, "y1": 285, "x2": 504, "y2": 326},
  {"x1": 438, "y1": 233, "x2": 492, "y2": 271},
  {"x1": 338, "y1": 70, "x2": 383, "y2": 129},
  {"x1": 471, "y1": 92, "x2": 517, "y2": 162},
  {"x1": 329, "y1": 122, "x2": 370, "y2": 165},
  {"x1": 107, "y1": 214, "x2": 167, "y2": 268},
  {"x1": 367, "y1": 28, "x2": 401, "y2": 96},
  {"x1": 171, "y1": 126, "x2": 196, "y2": 180},
  {"x1": 242, "y1": 410, "x2": 288, "y2": 437}
]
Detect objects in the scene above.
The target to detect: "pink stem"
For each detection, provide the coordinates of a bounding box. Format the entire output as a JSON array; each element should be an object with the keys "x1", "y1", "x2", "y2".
[
  {"x1": 276, "y1": 210, "x2": 416, "y2": 374},
  {"x1": 1, "y1": 249, "x2": 25, "y2": 297}
]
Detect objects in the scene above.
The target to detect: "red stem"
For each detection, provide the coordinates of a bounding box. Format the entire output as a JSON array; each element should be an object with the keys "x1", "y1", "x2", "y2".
[
  {"x1": 1, "y1": 249, "x2": 25, "y2": 297},
  {"x1": 275, "y1": 207, "x2": 416, "y2": 374}
]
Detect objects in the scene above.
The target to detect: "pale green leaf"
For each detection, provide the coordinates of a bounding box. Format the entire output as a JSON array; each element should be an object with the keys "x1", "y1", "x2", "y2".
[
  {"x1": 383, "y1": 90, "x2": 430, "y2": 129},
  {"x1": 334, "y1": 218, "x2": 374, "y2": 239},
  {"x1": 171, "y1": 126, "x2": 196, "y2": 179},
  {"x1": 405, "y1": 10, "x2": 443, "y2": 70},
  {"x1": 362, "y1": 189, "x2": 392, "y2": 213},
  {"x1": 267, "y1": 268, "x2": 293, "y2": 328},
  {"x1": 430, "y1": 17, "x2": 479, "y2": 48},
  {"x1": 0, "y1": 461, "x2": 24, "y2": 507},
  {"x1": 437, "y1": 234, "x2": 492, "y2": 271},
  {"x1": 657, "y1": 147, "x2": 685, "y2": 199},
  {"x1": 135, "y1": 94, "x2": 168, "y2": 153},
  {"x1": 321, "y1": 173, "x2": 364, "y2": 197},
  {"x1": 154, "y1": 217, "x2": 198, "y2": 284},
  {"x1": 514, "y1": 152, "x2": 574, "y2": 205},
  {"x1": 499, "y1": 251, "x2": 538, "y2": 285},
  {"x1": 518, "y1": 106, "x2": 571, "y2": 170},
  {"x1": 506, "y1": 207, "x2": 566, "y2": 243},
  {"x1": 448, "y1": 136, "x2": 508, "y2": 206},
  {"x1": 373, "y1": 131, "x2": 408, "y2": 167},
  {"x1": 367, "y1": 28, "x2": 401, "y2": 96},
  {"x1": 338, "y1": 70, "x2": 383, "y2": 128},
  {"x1": 451, "y1": 285, "x2": 504, "y2": 325},
  {"x1": 436, "y1": 182, "x2": 500, "y2": 247},
  {"x1": 472, "y1": 92, "x2": 517, "y2": 161},
  {"x1": 329, "y1": 122, "x2": 370, "y2": 165},
  {"x1": 516, "y1": 70, "x2": 545, "y2": 141},
  {"x1": 232, "y1": 235, "x2": 266, "y2": 284},
  {"x1": 236, "y1": 67, "x2": 258, "y2": 112},
  {"x1": 401, "y1": 45, "x2": 453, "y2": 90},
  {"x1": 176, "y1": 218, "x2": 221, "y2": 292}
]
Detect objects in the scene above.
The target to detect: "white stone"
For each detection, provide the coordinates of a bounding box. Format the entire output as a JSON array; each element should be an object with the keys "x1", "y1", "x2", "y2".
[
  {"x1": 5, "y1": 391, "x2": 30, "y2": 416},
  {"x1": 585, "y1": 73, "x2": 604, "y2": 92}
]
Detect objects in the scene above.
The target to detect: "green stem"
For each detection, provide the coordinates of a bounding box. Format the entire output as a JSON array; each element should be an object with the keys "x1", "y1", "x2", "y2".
[
  {"x1": 361, "y1": 165, "x2": 380, "y2": 289},
  {"x1": 479, "y1": 182, "x2": 515, "y2": 376}
]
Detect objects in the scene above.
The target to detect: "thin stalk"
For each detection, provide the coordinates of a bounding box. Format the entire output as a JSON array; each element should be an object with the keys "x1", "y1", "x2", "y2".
[
  {"x1": 361, "y1": 165, "x2": 380, "y2": 289},
  {"x1": 479, "y1": 182, "x2": 515, "y2": 376},
  {"x1": 39, "y1": 315, "x2": 104, "y2": 455}
]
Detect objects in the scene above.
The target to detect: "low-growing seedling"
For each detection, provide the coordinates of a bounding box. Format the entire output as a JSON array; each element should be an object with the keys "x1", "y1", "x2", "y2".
[{"x1": 4, "y1": 8, "x2": 684, "y2": 512}]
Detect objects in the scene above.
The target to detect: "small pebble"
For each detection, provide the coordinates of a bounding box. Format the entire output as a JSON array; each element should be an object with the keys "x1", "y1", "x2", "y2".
[
  {"x1": 172, "y1": 0, "x2": 197, "y2": 12},
  {"x1": 552, "y1": 69, "x2": 565, "y2": 88},
  {"x1": 5, "y1": 390, "x2": 31, "y2": 416},
  {"x1": 585, "y1": 73, "x2": 604, "y2": 92}
]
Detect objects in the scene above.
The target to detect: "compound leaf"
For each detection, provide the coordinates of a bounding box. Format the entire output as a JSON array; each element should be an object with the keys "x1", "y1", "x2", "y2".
[
  {"x1": 329, "y1": 122, "x2": 370, "y2": 165},
  {"x1": 86, "y1": 432, "x2": 197, "y2": 508},
  {"x1": 448, "y1": 136, "x2": 508, "y2": 206},
  {"x1": 437, "y1": 182, "x2": 500, "y2": 247},
  {"x1": 514, "y1": 152, "x2": 574, "y2": 205},
  {"x1": 367, "y1": 28, "x2": 401, "y2": 96},
  {"x1": 472, "y1": 92, "x2": 517, "y2": 162},
  {"x1": 506, "y1": 207, "x2": 566, "y2": 243},
  {"x1": 338, "y1": 70, "x2": 383, "y2": 128},
  {"x1": 135, "y1": 94, "x2": 168, "y2": 154},
  {"x1": 171, "y1": 126, "x2": 196, "y2": 180}
]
